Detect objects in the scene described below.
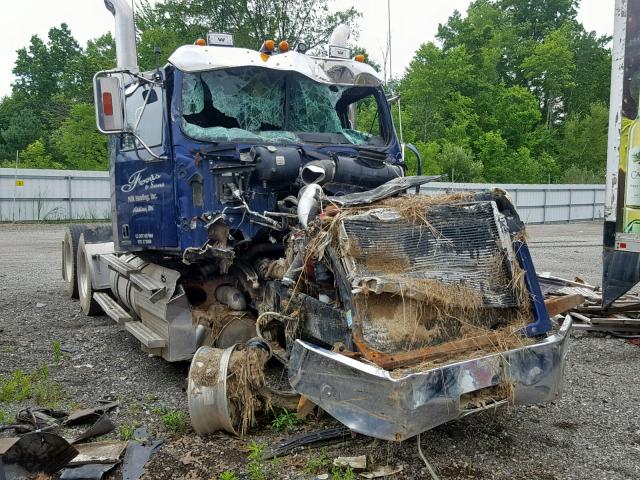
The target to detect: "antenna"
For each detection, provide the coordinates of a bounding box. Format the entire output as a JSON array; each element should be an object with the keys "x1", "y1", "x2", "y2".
[{"x1": 387, "y1": 0, "x2": 392, "y2": 83}]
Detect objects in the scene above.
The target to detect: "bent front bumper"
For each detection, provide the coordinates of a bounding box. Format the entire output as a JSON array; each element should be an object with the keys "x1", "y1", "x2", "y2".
[{"x1": 288, "y1": 316, "x2": 572, "y2": 441}]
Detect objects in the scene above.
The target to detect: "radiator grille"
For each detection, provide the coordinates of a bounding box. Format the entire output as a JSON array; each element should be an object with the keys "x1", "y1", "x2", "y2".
[
  {"x1": 337, "y1": 201, "x2": 523, "y2": 353},
  {"x1": 341, "y1": 202, "x2": 518, "y2": 308}
]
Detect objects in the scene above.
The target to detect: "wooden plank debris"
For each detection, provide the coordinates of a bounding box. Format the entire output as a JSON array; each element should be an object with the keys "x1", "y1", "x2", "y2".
[{"x1": 539, "y1": 274, "x2": 640, "y2": 334}]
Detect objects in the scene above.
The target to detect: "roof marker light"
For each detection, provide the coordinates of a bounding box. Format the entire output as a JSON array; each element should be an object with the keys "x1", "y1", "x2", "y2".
[
  {"x1": 195, "y1": 38, "x2": 206, "y2": 46},
  {"x1": 354, "y1": 54, "x2": 365, "y2": 63},
  {"x1": 279, "y1": 41, "x2": 289, "y2": 53}
]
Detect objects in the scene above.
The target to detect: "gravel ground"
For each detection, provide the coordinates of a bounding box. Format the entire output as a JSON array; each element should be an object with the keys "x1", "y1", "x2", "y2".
[{"x1": 0, "y1": 221, "x2": 639, "y2": 480}]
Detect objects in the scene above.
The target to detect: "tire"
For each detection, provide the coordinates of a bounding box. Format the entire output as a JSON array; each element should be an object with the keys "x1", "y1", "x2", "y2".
[
  {"x1": 62, "y1": 224, "x2": 88, "y2": 299},
  {"x1": 77, "y1": 233, "x2": 103, "y2": 316}
]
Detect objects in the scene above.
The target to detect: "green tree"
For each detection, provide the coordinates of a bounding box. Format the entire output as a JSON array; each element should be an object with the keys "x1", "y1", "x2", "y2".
[
  {"x1": 521, "y1": 25, "x2": 576, "y2": 127},
  {"x1": 436, "y1": 143, "x2": 484, "y2": 182},
  {"x1": 13, "y1": 24, "x2": 84, "y2": 104},
  {"x1": 135, "y1": 0, "x2": 361, "y2": 69},
  {"x1": 52, "y1": 103, "x2": 108, "y2": 170},
  {"x1": 19, "y1": 139, "x2": 62, "y2": 169},
  {"x1": 557, "y1": 102, "x2": 608, "y2": 176},
  {"x1": 0, "y1": 107, "x2": 43, "y2": 156}
]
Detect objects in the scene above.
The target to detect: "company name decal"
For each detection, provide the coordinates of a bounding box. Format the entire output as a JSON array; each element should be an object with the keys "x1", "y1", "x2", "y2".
[{"x1": 121, "y1": 168, "x2": 163, "y2": 193}]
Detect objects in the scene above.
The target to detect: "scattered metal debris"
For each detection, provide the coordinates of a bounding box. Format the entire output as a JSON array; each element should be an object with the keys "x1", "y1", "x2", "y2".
[
  {"x1": 121, "y1": 427, "x2": 163, "y2": 480},
  {"x1": 1, "y1": 432, "x2": 78, "y2": 473},
  {"x1": 333, "y1": 455, "x2": 366, "y2": 470},
  {"x1": 71, "y1": 414, "x2": 116, "y2": 444},
  {"x1": 59, "y1": 463, "x2": 116, "y2": 480},
  {"x1": 68, "y1": 441, "x2": 127, "y2": 466},
  {"x1": 539, "y1": 273, "x2": 640, "y2": 334},
  {"x1": 264, "y1": 426, "x2": 352, "y2": 459},
  {"x1": 17, "y1": 408, "x2": 66, "y2": 429},
  {"x1": 359, "y1": 465, "x2": 404, "y2": 479},
  {"x1": 65, "y1": 401, "x2": 119, "y2": 425}
]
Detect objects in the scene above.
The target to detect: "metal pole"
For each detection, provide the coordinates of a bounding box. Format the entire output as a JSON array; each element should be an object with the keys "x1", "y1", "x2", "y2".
[
  {"x1": 398, "y1": 97, "x2": 404, "y2": 145},
  {"x1": 387, "y1": 0, "x2": 392, "y2": 81},
  {"x1": 67, "y1": 175, "x2": 73, "y2": 220},
  {"x1": 11, "y1": 150, "x2": 18, "y2": 222},
  {"x1": 568, "y1": 188, "x2": 573, "y2": 223}
]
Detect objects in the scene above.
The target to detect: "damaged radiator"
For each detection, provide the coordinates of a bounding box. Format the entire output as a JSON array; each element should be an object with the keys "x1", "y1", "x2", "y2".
[{"x1": 333, "y1": 200, "x2": 525, "y2": 354}]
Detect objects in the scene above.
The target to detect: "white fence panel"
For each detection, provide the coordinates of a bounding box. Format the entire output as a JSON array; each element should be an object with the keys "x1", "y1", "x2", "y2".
[
  {"x1": 0, "y1": 168, "x2": 110, "y2": 221},
  {"x1": 420, "y1": 182, "x2": 605, "y2": 224},
  {"x1": 0, "y1": 168, "x2": 604, "y2": 223}
]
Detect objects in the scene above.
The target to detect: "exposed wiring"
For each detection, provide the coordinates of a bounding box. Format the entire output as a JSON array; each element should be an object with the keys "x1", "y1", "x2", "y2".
[{"x1": 417, "y1": 433, "x2": 440, "y2": 480}]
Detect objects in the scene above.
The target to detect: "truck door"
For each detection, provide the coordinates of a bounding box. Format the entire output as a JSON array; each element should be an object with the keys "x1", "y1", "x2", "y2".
[{"x1": 113, "y1": 82, "x2": 178, "y2": 250}]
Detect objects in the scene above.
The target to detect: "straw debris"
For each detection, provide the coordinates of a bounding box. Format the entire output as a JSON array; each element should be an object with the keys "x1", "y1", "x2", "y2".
[
  {"x1": 227, "y1": 347, "x2": 270, "y2": 436},
  {"x1": 191, "y1": 304, "x2": 250, "y2": 347}
]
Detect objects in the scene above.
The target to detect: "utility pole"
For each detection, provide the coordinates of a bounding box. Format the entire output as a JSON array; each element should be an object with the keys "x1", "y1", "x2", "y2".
[{"x1": 12, "y1": 150, "x2": 18, "y2": 222}]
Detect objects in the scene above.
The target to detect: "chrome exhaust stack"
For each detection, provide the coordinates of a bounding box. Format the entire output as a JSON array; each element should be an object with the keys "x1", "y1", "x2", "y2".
[{"x1": 104, "y1": 0, "x2": 139, "y2": 72}]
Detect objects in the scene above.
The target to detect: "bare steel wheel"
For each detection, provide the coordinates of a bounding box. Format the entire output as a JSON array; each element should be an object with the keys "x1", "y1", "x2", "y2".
[
  {"x1": 188, "y1": 345, "x2": 239, "y2": 435},
  {"x1": 62, "y1": 224, "x2": 87, "y2": 299},
  {"x1": 77, "y1": 233, "x2": 102, "y2": 316}
]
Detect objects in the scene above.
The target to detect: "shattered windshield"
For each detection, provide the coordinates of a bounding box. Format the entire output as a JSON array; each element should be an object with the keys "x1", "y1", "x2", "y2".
[{"x1": 180, "y1": 67, "x2": 387, "y2": 146}]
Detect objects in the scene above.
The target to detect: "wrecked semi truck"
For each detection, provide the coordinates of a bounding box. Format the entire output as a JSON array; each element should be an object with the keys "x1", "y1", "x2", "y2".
[{"x1": 60, "y1": 0, "x2": 571, "y2": 441}]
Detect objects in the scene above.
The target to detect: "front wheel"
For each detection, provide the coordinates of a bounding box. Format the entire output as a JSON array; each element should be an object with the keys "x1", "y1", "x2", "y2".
[{"x1": 77, "y1": 233, "x2": 102, "y2": 316}]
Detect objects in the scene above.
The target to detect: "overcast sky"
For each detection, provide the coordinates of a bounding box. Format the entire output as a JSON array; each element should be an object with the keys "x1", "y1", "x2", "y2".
[{"x1": 0, "y1": 0, "x2": 615, "y2": 98}]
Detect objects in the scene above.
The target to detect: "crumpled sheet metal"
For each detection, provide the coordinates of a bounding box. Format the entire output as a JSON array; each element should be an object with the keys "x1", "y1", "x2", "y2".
[
  {"x1": 1, "y1": 432, "x2": 78, "y2": 473},
  {"x1": 288, "y1": 315, "x2": 572, "y2": 442},
  {"x1": 122, "y1": 427, "x2": 163, "y2": 480},
  {"x1": 59, "y1": 463, "x2": 116, "y2": 480},
  {"x1": 327, "y1": 175, "x2": 441, "y2": 207}
]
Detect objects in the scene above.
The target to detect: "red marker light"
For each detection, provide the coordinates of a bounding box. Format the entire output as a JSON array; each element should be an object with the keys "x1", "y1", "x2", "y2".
[
  {"x1": 102, "y1": 92, "x2": 113, "y2": 116},
  {"x1": 620, "y1": 242, "x2": 627, "y2": 249}
]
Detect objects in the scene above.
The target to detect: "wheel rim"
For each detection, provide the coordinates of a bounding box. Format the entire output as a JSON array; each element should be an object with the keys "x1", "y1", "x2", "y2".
[
  {"x1": 77, "y1": 245, "x2": 89, "y2": 301},
  {"x1": 64, "y1": 237, "x2": 73, "y2": 282}
]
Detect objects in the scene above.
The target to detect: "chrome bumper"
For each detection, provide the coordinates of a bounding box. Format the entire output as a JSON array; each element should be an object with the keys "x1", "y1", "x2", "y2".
[{"x1": 288, "y1": 316, "x2": 572, "y2": 441}]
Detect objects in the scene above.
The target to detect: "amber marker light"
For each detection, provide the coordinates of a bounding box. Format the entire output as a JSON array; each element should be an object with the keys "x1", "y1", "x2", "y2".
[
  {"x1": 354, "y1": 54, "x2": 365, "y2": 63},
  {"x1": 264, "y1": 39, "x2": 275, "y2": 51},
  {"x1": 195, "y1": 38, "x2": 206, "y2": 46},
  {"x1": 279, "y1": 41, "x2": 289, "y2": 53}
]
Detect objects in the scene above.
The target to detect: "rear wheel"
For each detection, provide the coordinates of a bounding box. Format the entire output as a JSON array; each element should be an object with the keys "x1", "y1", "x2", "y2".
[
  {"x1": 62, "y1": 224, "x2": 87, "y2": 299},
  {"x1": 77, "y1": 233, "x2": 102, "y2": 316}
]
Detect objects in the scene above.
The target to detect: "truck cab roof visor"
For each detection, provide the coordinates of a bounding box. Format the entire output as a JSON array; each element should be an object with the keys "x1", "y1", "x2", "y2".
[{"x1": 168, "y1": 45, "x2": 383, "y2": 87}]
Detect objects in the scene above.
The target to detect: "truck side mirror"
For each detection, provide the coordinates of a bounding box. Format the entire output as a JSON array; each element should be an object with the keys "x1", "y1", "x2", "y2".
[
  {"x1": 403, "y1": 143, "x2": 423, "y2": 194},
  {"x1": 94, "y1": 73, "x2": 126, "y2": 134}
]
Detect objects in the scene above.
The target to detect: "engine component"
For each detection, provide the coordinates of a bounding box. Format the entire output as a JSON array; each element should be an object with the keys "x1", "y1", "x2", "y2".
[
  {"x1": 215, "y1": 285, "x2": 247, "y2": 310},
  {"x1": 300, "y1": 156, "x2": 403, "y2": 190},
  {"x1": 252, "y1": 146, "x2": 302, "y2": 187},
  {"x1": 297, "y1": 184, "x2": 323, "y2": 229}
]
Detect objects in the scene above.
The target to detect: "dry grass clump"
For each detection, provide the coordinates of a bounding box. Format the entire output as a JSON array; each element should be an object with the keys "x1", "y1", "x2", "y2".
[
  {"x1": 374, "y1": 192, "x2": 474, "y2": 224},
  {"x1": 192, "y1": 304, "x2": 251, "y2": 347},
  {"x1": 228, "y1": 347, "x2": 270, "y2": 436}
]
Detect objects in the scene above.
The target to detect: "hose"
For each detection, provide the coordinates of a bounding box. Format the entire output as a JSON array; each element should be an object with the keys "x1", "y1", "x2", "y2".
[{"x1": 417, "y1": 433, "x2": 440, "y2": 480}]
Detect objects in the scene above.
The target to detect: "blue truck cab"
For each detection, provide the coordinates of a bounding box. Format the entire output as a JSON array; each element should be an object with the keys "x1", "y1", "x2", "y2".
[{"x1": 95, "y1": 40, "x2": 403, "y2": 256}]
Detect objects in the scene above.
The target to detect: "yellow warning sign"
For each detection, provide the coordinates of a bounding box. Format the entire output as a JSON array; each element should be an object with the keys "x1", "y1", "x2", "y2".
[{"x1": 15, "y1": 180, "x2": 24, "y2": 187}]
